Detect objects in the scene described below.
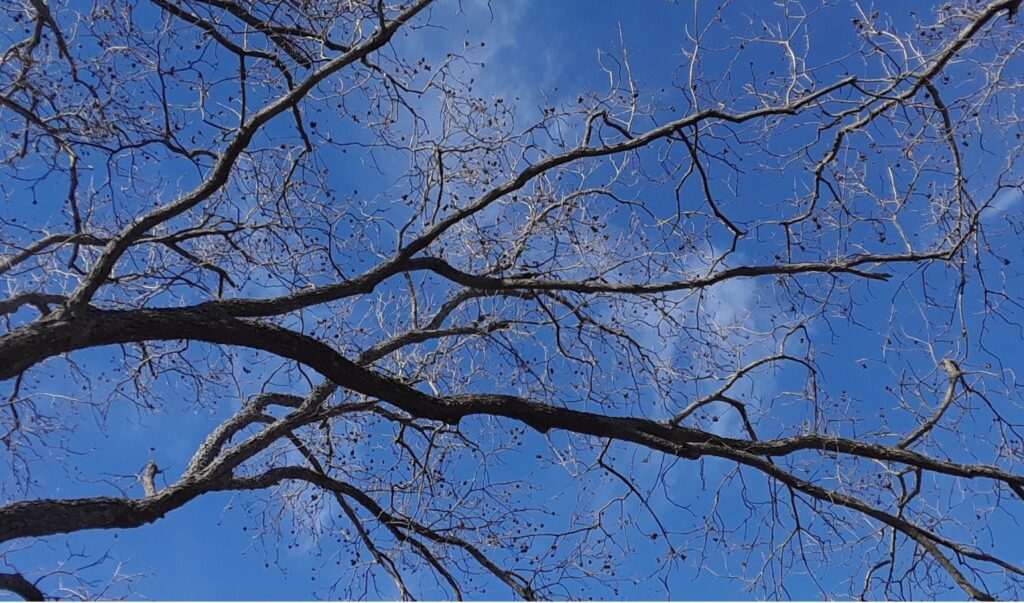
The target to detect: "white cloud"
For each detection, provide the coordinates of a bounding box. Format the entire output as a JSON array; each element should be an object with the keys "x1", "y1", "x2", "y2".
[{"x1": 989, "y1": 187, "x2": 1023, "y2": 214}]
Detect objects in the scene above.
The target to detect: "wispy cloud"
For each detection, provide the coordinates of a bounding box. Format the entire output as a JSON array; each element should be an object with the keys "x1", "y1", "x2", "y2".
[{"x1": 989, "y1": 186, "x2": 1023, "y2": 215}]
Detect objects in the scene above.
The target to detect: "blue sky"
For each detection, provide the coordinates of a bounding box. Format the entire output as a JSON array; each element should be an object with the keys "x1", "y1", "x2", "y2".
[{"x1": 2, "y1": 0, "x2": 1024, "y2": 600}]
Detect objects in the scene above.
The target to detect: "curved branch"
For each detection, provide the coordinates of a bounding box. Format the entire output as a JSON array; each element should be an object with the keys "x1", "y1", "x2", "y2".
[
  {"x1": 0, "y1": 572, "x2": 44, "y2": 602},
  {"x1": 0, "y1": 293, "x2": 66, "y2": 317},
  {"x1": 0, "y1": 233, "x2": 105, "y2": 277},
  {"x1": 899, "y1": 359, "x2": 964, "y2": 449},
  {"x1": 0, "y1": 307, "x2": 1019, "y2": 491},
  {"x1": 0, "y1": 306, "x2": 1020, "y2": 600}
]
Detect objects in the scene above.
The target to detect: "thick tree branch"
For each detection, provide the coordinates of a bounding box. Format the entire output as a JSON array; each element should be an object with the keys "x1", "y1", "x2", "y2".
[{"x1": 0, "y1": 572, "x2": 44, "y2": 601}]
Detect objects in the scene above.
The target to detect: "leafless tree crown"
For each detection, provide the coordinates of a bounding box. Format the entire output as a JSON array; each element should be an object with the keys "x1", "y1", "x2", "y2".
[{"x1": 1, "y1": 0, "x2": 1023, "y2": 600}]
